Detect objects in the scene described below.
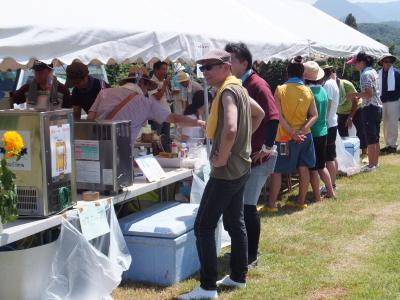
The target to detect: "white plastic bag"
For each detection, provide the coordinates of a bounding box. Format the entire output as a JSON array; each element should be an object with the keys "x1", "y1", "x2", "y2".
[
  {"x1": 0, "y1": 202, "x2": 130, "y2": 300},
  {"x1": 43, "y1": 202, "x2": 131, "y2": 300},
  {"x1": 336, "y1": 133, "x2": 360, "y2": 176},
  {"x1": 348, "y1": 122, "x2": 357, "y2": 137},
  {"x1": 190, "y1": 173, "x2": 206, "y2": 204}
]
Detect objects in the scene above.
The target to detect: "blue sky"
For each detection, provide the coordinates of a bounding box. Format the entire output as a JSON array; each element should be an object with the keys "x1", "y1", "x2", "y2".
[{"x1": 300, "y1": 0, "x2": 395, "y2": 3}]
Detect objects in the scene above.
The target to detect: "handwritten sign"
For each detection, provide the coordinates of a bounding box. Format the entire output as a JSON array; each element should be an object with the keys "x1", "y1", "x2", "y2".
[
  {"x1": 135, "y1": 154, "x2": 166, "y2": 182},
  {"x1": 78, "y1": 201, "x2": 110, "y2": 241}
]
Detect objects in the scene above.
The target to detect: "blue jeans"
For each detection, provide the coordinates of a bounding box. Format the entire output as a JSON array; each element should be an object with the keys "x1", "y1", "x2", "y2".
[
  {"x1": 194, "y1": 172, "x2": 249, "y2": 290},
  {"x1": 244, "y1": 156, "x2": 277, "y2": 206},
  {"x1": 243, "y1": 156, "x2": 277, "y2": 262}
]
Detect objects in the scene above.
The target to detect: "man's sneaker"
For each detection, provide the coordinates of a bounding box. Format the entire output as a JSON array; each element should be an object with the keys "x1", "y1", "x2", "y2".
[
  {"x1": 388, "y1": 146, "x2": 397, "y2": 153},
  {"x1": 380, "y1": 146, "x2": 390, "y2": 153},
  {"x1": 381, "y1": 146, "x2": 397, "y2": 153},
  {"x1": 178, "y1": 286, "x2": 218, "y2": 299},
  {"x1": 361, "y1": 164, "x2": 377, "y2": 173},
  {"x1": 216, "y1": 275, "x2": 246, "y2": 289}
]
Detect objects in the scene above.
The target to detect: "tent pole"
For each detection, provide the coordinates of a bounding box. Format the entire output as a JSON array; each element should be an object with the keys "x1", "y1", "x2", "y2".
[{"x1": 203, "y1": 79, "x2": 211, "y2": 157}]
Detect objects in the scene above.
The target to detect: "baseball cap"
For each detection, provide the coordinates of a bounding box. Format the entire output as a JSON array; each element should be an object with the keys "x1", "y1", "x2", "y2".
[{"x1": 196, "y1": 49, "x2": 231, "y2": 65}]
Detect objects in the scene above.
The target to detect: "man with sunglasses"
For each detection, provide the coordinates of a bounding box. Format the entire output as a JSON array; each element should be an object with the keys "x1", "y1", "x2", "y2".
[
  {"x1": 378, "y1": 54, "x2": 400, "y2": 154},
  {"x1": 179, "y1": 49, "x2": 265, "y2": 300}
]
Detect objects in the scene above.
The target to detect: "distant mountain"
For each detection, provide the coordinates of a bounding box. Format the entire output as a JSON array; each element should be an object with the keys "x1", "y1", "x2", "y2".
[
  {"x1": 314, "y1": 0, "x2": 400, "y2": 23},
  {"x1": 380, "y1": 21, "x2": 400, "y2": 29},
  {"x1": 358, "y1": 23, "x2": 400, "y2": 55},
  {"x1": 360, "y1": 2, "x2": 400, "y2": 23},
  {"x1": 314, "y1": 0, "x2": 376, "y2": 22}
]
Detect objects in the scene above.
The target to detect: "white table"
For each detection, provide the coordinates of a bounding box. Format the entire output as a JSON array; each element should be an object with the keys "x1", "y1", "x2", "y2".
[{"x1": 0, "y1": 168, "x2": 192, "y2": 247}]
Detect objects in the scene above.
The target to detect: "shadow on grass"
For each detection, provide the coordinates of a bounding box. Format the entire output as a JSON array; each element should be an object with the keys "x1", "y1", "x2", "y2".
[
  {"x1": 118, "y1": 255, "x2": 233, "y2": 300},
  {"x1": 259, "y1": 192, "x2": 323, "y2": 218},
  {"x1": 117, "y1": 280, "x2": 167, "y2": 293}
]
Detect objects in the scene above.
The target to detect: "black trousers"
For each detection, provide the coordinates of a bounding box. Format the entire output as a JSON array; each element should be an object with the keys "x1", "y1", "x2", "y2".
[
  {"x1": 337, "y1": 108, "x2": 367, "y2": 150},
  {"x1": 194, "y1": 172, "x2": 249, "y2": 290}
]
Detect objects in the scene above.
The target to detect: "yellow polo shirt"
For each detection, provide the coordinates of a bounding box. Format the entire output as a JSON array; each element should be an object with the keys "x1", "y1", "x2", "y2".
[{"x1": 275, "y1": 83, "x2": 313, "y2": 142}]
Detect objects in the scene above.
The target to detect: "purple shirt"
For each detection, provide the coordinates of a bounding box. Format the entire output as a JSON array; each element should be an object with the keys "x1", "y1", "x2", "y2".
[
  {"x1": 243, "y1": 71, "x2": 279, "y2": 160},
  {"x1": 89, "y1": 84, "x2": 170, "y2": 144}
]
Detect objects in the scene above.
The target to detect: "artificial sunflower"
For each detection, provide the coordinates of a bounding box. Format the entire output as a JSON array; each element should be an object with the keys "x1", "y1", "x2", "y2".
[{"x1": 2, "y1": 131, "x2": 24, "y2": 158}]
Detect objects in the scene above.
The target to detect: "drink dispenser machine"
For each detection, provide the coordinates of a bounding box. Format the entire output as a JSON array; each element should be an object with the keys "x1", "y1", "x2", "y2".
[{"x1": 0, "y1": 109, "x2": 76, "y2": 217}]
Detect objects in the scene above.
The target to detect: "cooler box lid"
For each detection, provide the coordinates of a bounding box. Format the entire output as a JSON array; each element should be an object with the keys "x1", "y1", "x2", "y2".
[{"x1": 120, "y1": 202, "x2": 199, "y2": 239}]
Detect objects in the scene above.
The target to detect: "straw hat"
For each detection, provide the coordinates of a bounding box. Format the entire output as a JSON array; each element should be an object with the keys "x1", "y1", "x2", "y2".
[
  {"x1": 378, "y1": 54, "x2": 397, "y2": 66},
  {"x1": 119, "y1": 65, "x2": 158, "y2": 90},
  {"x1": 303, "y1": 61, "x2": 324, "y2": 81},
  {"x1": 176, "y1": 71, "x2": 190, "y2": 83}
]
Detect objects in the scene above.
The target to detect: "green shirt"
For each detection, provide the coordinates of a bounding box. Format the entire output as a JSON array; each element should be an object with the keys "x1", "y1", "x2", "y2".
[
  {"x1": 310, "y1": 86, "x2": 328, "y2": 138},
  {"x1": 210, "y1": 84, "x2": 252, "y2": 180},
  {"x1": 337, "y1": 79, "x2": 359, "y2": 115}
]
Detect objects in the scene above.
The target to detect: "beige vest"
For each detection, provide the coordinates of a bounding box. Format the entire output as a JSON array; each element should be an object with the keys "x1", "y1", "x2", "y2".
[{"x1": 210, "y1": 84, "x2": 252, "y2": 180}]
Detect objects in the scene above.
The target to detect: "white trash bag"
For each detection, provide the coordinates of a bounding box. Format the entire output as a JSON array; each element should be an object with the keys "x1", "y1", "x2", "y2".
[
  {"x1": 190, "y1": 172, "x2": 206, "y2": 204},
  {"x1": 0, "y1": 202, "x2": 130, "y2": 300},
  {"x1": 336, "y1": 133, "x2": 360, "y2": 176},
  {"x1": 43, "y1": 202, "x2": 131, "y2": 300},
  {"x1": 348, "y1": 122, "x2": 357, "y2": 137}
]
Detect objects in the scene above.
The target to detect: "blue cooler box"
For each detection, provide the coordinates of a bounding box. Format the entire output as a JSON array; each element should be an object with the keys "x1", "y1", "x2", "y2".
[
  {"x1": 342, "y1": 137, "x2": 360, "y2": 162},
  {"x1": 119, "y1": 202, "x2": 200, "y2": 286}
]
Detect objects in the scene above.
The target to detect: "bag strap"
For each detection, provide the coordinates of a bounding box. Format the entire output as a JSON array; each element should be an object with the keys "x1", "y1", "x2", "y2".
[{"x1": 105, "y1": 92, "x2": 138, "y2": 120}]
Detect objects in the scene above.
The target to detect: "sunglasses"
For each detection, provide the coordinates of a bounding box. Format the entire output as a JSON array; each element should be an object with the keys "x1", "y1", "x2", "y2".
[
  {"x1": 382, "y1": 60, "x2": 393, "y2": 64},
  {"x1": 199, "y1": 62, "x2": 223, "y2": 72}
]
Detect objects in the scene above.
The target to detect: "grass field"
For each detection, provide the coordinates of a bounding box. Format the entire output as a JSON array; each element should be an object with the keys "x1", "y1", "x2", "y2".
[{"x1": 113, "y1": 152, "x2": 400, "y2": 300}]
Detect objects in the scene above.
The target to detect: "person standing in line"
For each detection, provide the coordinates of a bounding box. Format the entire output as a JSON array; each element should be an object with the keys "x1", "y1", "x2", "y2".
[
  {"x1": 346, "y1": 52, "x2": 383, "y2": 172},
  {"x1": 333, "y1": 65, "x2": 368, "y2": 156},
  {"x1": 224, "y1": 42, "x2": 279, "y2": 268},
  {"x1": 268, "y1": 56, "x2": 318, "y2": 211},
  {"x1": 321, "y1": 66, "x2": 340, "y2": 193},
  {"x1": 377, "y1": 54, "x2": 400, "y2": 154},
  {"x1": 178, "y1": 49, "x2": 265, "y2": 300},
  {"x1": 303, "y1": 61, "x2": 335, "y2": 202}
]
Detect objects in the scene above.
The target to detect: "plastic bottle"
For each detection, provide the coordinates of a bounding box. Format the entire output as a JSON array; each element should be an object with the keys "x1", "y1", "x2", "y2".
[{"x1": 171, "y1": 142, "x2": 178, "y2": 155}]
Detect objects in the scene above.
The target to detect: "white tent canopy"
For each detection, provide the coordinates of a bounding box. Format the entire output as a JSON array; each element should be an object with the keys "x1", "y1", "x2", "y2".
[
  {"x1": 0, "y1": 0, "x2": 388, "y2": 71},
  {"x1": 238, "y1": 0, "x2": 388, "y2": 59},
  {"x1": 0, "y1": 0, "x2": 308, "y2": 71}
]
